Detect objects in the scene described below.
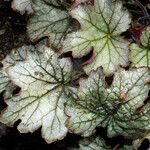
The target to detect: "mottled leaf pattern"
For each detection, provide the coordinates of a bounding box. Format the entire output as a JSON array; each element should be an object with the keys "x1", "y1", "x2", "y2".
[
  {"x1": 66, "y1": 68, "x2": 150, "y2": 138},
  {"x1": 129, "y1": 26, "x2": 150, "y2": 67},
  {"x1": 27, "y1": 0, "x2": 69, "y2": 49},
  {"x1": 0, "y1": 0, "x2": 150, "y2": 146},
  {"x1": 0, "y1": 44, "x2": 73, "y2": 143},
  {"x1": 62, "y1": 0, "x2": 130, "y2": 74}
]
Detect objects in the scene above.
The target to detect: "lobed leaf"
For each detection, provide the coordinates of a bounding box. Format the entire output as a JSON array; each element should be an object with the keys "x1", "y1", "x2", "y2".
[
  {"x1": 62, "y1": 0, "x2": 131, "y2": 74},
  {"x1": 0, "y1": 44, "x2": 73, "y2": 143},
  {"x1": 66, "y1": 68, "x2": 150, "y2": 138}
]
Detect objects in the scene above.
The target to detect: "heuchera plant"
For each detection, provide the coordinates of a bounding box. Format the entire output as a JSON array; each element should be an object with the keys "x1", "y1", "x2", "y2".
[{"x1": 0, "y1": 0, "x2": 150, "y2": 149}]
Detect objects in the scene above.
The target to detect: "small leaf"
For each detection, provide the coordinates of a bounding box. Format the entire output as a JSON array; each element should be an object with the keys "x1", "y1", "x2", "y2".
[
  {"x1": 62, "y1": 0, "x2": 131, "y2": 74},
  {"x1": 0, "y1": 44, "x2": 73, "y2": 143},
  {"x1": 69, "y1": 136, "x2": 111, "y2": 150},
  {"x1": 27, "y1": 0, "x2": 70, "y2": 49},
  {"x1": 66, "y1": 68, "x2": 150, "y2": 138},
  {"x1": 11, "y1": 0, "x2": 34, "y2": 15},
  {"x1": 129, "y1": 26, "x2": 150, "y2": 67}
]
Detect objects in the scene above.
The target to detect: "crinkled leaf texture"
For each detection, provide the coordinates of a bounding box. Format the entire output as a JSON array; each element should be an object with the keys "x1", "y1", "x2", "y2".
[
  {"x1": 66, "y1": 68, "x2": 150, "y2": 138},
  {"x1": 129, "y1": 26, "x2": 150, "y2": 67},
  {"x1": 0, "y1": 44, "x2": 73, "y2": 143},
  {"x1": 11, "y1": 0, "x2": 34, "y2": 15},
  {"x1": 27, "y1": 0, "x2": 70, "y2": 49},
  {"x1": 62, "y1": 0, "x2": 130, "y2": 74},
  {"x1": 70, "y1": 136, "x2": 111, "y2": 150}
]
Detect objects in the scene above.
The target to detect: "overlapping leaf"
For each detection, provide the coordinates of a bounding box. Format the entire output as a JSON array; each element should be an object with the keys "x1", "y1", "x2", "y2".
[
  {"x1": 0, "y1": 44, "x2": 73, "y2": 143},
  {"x1": 129, "y1": 26, "x2": 150, "y2": 67},
  {"x1": 27, "y1": 0, "x2": 70, "y2": 49},
  {"x1": 62, "y1": 0, "x2": 131, "y2": 74},
  {"x1": 66, "y1": 68, "x2": 150, "y2": 138}
]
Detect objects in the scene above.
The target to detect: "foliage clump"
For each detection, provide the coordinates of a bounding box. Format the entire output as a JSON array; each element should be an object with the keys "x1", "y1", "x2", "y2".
[{"x1": 0, "y1": 0, "x2": 150, "y2": 149}]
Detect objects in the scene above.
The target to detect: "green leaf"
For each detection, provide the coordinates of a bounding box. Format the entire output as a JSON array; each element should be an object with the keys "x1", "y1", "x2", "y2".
[
  {"x1": 11, "y1": 0, "x2": 34, "y2": 15},
  {"x1": 66, "y1": 68, "x2": 150, "y2": 138},
  {"x1": 69, "y1": 136, "x2": 111, "y2": 150},
  {"x1": 129, "y1": 26, "x2": 150, "y2": 67},
  {"x1": 27, "y1": 0, "x2": 70, "y2": 49},
  {"x1": 62, "y1": 0, "x2": 131, "y2": 74},
  {"x1": 0, "y1": 44, "x2": 73, "y2": 143}
]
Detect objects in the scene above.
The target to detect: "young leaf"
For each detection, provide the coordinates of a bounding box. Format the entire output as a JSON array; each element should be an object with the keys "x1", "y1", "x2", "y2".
[
  {"x1": 66, "y1": 68, "x2": 150, "y2": 138},
  {"x1": 11, "y1": 0, "x2": 34, "y2": 15},
  {"x1": 129, "y1": 26, "x2": 150, "y2": 67},
  {"x1": 27, "y1": 0, "x2": 70, "y2": 49},
  {"x1": 62, "y1": 0, "x2": 131, "y2": 74},
  {"x1": 0, "y1": 44, "x2": 73, "y2": 143},
  {"x1": 70, "y1": 136, "x2": 111, "y2": 150}
]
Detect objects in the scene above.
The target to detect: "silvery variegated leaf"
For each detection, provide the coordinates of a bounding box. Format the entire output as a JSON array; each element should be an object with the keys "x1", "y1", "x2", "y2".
[
  {"x1": 0, "y1": 44, "x2": 74, "y2": 143},
  {"x1": 62, "y1": 0, "x2": 131, "y2": 74},
  {"x1": 27, "y1": 0, "x2": 70, "y2": 49},
  {"x1": 66, "y1": 68, "x2": 150, "y2": 138}
]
